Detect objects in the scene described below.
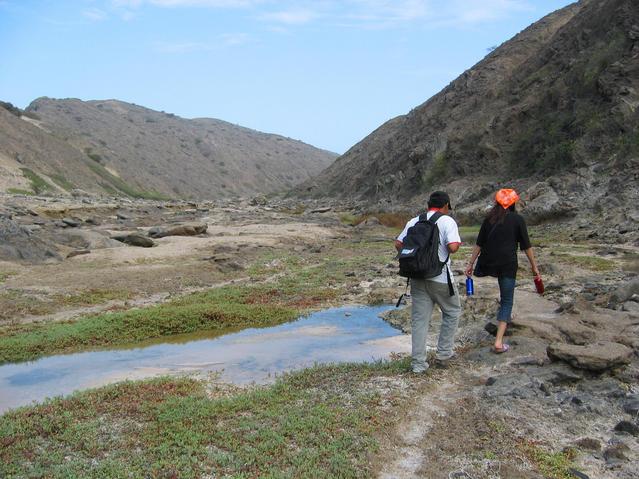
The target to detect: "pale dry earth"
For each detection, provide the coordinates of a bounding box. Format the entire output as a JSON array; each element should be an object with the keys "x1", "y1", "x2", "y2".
[{"x1": 0, "y1": 193, "x2": 638, "y2": 478}]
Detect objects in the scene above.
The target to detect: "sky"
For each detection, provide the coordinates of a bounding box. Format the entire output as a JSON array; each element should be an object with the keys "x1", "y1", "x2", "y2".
[{"x1": 0, "y1": 0, "x2": 575, "y2": 153}]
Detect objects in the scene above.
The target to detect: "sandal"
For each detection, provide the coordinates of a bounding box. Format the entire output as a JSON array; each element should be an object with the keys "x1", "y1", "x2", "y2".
[{"x1": 492, "y1": 344, "x2": 510, "y2": 354}]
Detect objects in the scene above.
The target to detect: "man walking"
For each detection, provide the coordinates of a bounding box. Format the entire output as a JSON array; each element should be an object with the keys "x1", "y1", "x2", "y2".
[{"x1": 395, "y1": 191, "x2": 462, "y2": 373}]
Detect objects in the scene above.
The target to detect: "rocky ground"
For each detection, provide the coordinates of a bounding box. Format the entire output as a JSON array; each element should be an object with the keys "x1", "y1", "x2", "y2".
[{"x1": 0, "y1": 192, "x2": 637, "y2": 478}]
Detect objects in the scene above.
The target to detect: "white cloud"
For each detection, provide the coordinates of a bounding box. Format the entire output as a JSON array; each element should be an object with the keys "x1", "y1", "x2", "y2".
[
  {"x1": 445, "y1": 0, "x2": 532, "y2": 25},
  {"x1": 155, "y1": 41, "x2": 214, "y2": 53},
  {"x1": 112, "y1": 0, "x2": 258, "y2": 7},
  {"x1": 111, "y1": 0, "x2": 532, "y2": 29},
  {"x1": 260, "y1": 9, "x2": 318, "y2": 25},
  {"x1": 219, "y1": 32, "x2": 252, "y2": 45},
  {"x1": 155, "y1": 34, "x2": 251, "y2": 52},
  {"x1": 83, "y1": 7, "x2": 108, "y2": 21}
]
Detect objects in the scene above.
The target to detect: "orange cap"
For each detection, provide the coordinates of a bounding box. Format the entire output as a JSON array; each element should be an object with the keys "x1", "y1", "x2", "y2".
[{"x1": 495, "y1": 189, "x2": 519, "y2": 209}]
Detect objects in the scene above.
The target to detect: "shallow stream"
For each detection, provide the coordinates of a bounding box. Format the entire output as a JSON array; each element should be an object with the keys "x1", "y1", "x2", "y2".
[{"x1": 0, "y1": 305, "x2": 410, "y2": 414}]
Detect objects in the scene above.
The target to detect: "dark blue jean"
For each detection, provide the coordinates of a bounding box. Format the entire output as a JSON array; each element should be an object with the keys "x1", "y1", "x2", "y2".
[{"x1": 497, "y1": 276, "x2": 516, "y2": 322}]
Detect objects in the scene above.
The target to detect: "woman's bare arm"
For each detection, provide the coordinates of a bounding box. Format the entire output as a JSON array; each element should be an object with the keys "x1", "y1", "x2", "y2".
[
  {"x1": 465, "y1": 245, "x2": 481, "y2": 277},
  {"x1": 524, "y1": 248, "x2": 540, "y2": 277}
]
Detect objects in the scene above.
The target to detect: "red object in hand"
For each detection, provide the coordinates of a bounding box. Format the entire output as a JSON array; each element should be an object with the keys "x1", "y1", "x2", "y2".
[{"x1": 534, "y1": 276, "x2": 544, "y2": 295}]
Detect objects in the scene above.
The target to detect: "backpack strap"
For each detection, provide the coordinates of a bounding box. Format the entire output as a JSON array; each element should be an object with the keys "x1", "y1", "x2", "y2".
[
  {"x1": 428, "y1": 211, "x2": 444, "y2": 224},
  {"x1": 395, "y1": 277, "x2": 410, "y2": 308}
]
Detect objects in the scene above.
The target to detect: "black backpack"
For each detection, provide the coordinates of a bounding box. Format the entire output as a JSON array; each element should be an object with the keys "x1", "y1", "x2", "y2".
[{"x1": 398, "y1": 212, "x2": 454, "y2": 296}]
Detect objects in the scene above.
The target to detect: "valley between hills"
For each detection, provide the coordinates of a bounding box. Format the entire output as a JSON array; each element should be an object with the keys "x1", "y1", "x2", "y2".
[{"x1": 1, "y1": 0, "x2": 639, "y2": 477}]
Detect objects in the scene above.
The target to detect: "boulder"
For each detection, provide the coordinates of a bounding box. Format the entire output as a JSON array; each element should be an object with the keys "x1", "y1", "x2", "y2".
[
  {"x1": 148, "y1": 223, "x2": 207, "y2": 238},
  {"x1": 0, "y1": 217, "x2": 60, "y2": 262},
  {"x1": 610, "y1": 278, "x2": 639, "y2": 305},
  {"x1": 61, "y1": 217, "x2": 80, "y2": 227},
  {"x1": 52, "y1": 229, "x2": 122, "y2": 250},
  {"x1": 66, "y1": 249, "x2": 91, "y2": 258},
  {"x1": 309, "y1": 207, "x2": 332, "y2": 213},
  {"x1": 614, "y1": 420, "x2": 639, "y2": 436},
  {"x1": 622, "y1": 301, "x2": 639, "y2": 314},
  {"x1": 547, "y1": 341, "x2": 633, "y2": 371},
  {"x1": 604, "y1": 443, "x2": 630, "y2": 464},
  {"x1": 521, "y1": 183, "x2": 577, "y2": 224},
  {"x1": 623, "y1": 395, "x2": 639, "y2": 415},
  {"x1": 556, "y1": 321, "x2": 597, "y2": 345},
  {"x1": 574, "y1": 438, "x2": 601, "y2": 451},
  {"x1": 112, "y1": 233, "x2": 155, "y2": 248}
]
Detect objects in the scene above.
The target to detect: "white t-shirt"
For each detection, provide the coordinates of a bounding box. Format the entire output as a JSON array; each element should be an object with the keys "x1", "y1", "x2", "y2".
[{"x1": 396, "y1": 211, "x2": 461, "y2": 284}]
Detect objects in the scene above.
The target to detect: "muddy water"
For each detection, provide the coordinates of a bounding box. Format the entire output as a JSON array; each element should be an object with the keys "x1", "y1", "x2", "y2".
[{"x1": 0, "y1": 305, "x2": 410, "y2": 414}]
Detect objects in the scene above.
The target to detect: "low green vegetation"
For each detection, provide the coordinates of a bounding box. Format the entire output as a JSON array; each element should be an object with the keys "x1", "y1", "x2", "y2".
[
  {"x1": 0, "y1": 289, "x2": 132, "y2": 325},
  {"x1": 421, "y1": 150, "x2": 450, "y2": 189},
  {"x1": 458, "y1": 224, "x2": 481, "y2": 244},
  {"x1": 49, "y1": 174, "x2": 75, "y2": 191},
  {"x1": 0, "y1": 241, "x2": 393, "y2": 363},
  {"x1": 0, "y1": 360, "x2": 408, "y2": 478},
  {"x1": 0, "y1": 290, "x2": 53, "y2": 322},
  {"x1": 519, "y1": 441, "x2": 577, "y2": 479},
  {"x1": 552, "y1": 252, "x2": 616, "y2": 272},
  {"x1": 0, "y1": 286, "x2": 298, "y2": 364},
  {"x1": 20, "y1": 167, "x2": 53, "y2": 194},
  {"x1": 6, "y1": 188, "x2": 34, "y2": 196},
  {"x1": 86, "y1": 159, "x2": 168, "y2": 200},
  {"x1": 54, "y1": 288, "x2": 132, "y2": 307},
  {"x1": 0, "y1": 271, "x2": 16, "y2": 284}
]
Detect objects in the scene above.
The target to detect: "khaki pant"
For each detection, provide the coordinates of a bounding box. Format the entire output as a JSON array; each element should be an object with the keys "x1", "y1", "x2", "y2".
[{"x1": 410, "y1": 278, "x2": 461, "y2": 372}]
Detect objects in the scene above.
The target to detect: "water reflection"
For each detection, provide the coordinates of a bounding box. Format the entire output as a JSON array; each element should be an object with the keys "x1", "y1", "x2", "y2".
[{"x1": 0, "y1": 305, "x2": 409, "y2": 414}]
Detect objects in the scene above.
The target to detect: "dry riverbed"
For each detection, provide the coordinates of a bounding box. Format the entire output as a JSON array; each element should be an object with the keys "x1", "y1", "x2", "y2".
[{"x1": 0, "y1": 195, "x2": 638, "y2": 478}]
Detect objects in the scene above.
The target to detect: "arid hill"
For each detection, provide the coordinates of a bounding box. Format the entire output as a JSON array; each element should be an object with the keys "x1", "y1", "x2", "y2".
[
  {"x1": 0, "y1": 98, "x2": 337, "y2": 199},
  {"x1": 298, "y1": 0, "x2": 639, "y2": 234}
]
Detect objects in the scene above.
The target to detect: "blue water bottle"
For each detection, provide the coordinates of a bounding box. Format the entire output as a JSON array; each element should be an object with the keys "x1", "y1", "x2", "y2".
[{"x1": 465, "y1": 277, "x2": 474, "y2": 296}]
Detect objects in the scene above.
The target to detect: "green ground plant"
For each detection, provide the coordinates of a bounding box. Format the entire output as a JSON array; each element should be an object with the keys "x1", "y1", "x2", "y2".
[
  {"x1": 20, "y1": 168, "x2": 53, "y2": 194},
  {"x1": 421, "y1": 150, "x2": 449, "y2": 190},
  {"x1": 86, "y1": 160, "x2": 168, "y2": 200},
  {"x1": 0, "y1": 271, "x2": 15, "y2": 283},
  {"x1": 49, "y1": 174, "x2": 75, "y2": 191},
  {"x1": 519, "y1": 440, "x2": 577, "y2": 479},
  {"x1": 552, "y1": 252, "x2": 615, "y2": 272},
  {"x1": 0, "y1": 360, "x2": 409, "y2": 478},
  {"x1": 6, "y1": 188, "x2": 35, "y2": 196}
]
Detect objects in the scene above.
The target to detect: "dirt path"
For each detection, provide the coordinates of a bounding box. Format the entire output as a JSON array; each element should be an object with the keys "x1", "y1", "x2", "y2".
[{"x1": 377, "y1": 279, "x2": 639, "y2": 479}]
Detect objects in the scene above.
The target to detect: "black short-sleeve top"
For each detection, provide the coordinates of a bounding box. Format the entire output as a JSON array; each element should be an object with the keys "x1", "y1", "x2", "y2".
[{"x1": 475, "y1": 212, "x2": 531, "y2": 278}]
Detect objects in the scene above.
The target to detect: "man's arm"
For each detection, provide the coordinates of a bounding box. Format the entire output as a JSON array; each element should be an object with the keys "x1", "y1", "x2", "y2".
[
  {"x1": 448, "y1": 242, "x2": 461, "y2": 253},
  {"x1": 394, "y1": 240, "x2": 403, "y2": 252}
]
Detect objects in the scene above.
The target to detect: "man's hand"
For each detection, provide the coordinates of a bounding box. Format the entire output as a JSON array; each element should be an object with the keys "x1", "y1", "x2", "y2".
[{"x1": 394, "y1": 240, "x2": 403, "y2": 252}]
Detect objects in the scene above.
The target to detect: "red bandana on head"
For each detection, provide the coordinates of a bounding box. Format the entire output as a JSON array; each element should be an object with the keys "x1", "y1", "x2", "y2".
[{"x1": 495, "y1": 189, "x2": 519, "y2": 209}]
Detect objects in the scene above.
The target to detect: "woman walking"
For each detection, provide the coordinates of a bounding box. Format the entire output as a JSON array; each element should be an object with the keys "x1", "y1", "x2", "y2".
[{"x1": 465, "y1": 189, "x2": 541, "y2": 353}]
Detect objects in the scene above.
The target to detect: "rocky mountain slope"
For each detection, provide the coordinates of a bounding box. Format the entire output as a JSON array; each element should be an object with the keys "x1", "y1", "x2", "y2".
[
  {"x1": 0, "y1": 98, "x2": 336, "y2": 200},
  {"x1": 299, "y1": 0, "x2": 639, "y2": 233}
]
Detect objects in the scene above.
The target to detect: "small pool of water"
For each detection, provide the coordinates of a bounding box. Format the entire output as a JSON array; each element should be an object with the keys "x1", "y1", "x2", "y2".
[{"x1": 0, "y1": 305, "x2": 410, "y2": 414}]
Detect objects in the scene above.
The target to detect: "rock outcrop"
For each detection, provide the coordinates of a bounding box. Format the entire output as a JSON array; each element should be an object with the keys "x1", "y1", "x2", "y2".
[
  {"x1": 547, "y1": 341, "x2": 633, "y2": 371},
  {"x1": 148, "y1": 223, "x2": 207, "y2": 238},
  {"x1": 296, "y1": 0, "x2": 639, "y2": 237},
  {"x1": 0, "y1": 217, "x2": 60, "y2": 262}
]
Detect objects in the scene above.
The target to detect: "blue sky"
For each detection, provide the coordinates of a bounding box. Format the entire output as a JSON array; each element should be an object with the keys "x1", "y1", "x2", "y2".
[{"x1": 0, "y1": 0, "x2": 574, "y2": 153}]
